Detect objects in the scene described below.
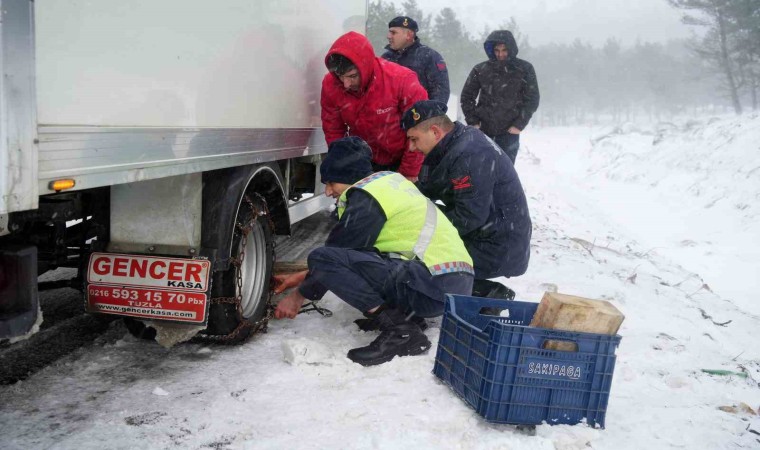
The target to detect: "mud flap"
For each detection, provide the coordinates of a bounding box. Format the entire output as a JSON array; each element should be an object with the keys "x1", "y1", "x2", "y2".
[{"x1": 0, "y1": 245, "x2": 39, "y2": 339}]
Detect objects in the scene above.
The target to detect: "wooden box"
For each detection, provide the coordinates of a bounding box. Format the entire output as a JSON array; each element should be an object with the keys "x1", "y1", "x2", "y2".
[{"x1": 529, "y1": 292, "x2": 624, "y2": 351}]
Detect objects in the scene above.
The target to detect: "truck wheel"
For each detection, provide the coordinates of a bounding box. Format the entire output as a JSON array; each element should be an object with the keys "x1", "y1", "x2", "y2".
[{"x1": 203, "y1": 194, "x2": 274, "y2": 343}]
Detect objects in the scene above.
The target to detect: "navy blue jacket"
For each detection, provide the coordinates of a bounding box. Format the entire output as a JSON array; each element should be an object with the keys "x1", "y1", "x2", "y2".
[
  {"x1": 382, "y1": 40, "x2": 450, "y2": 104},
  {"x1": 416, "y1": 122, "x2": 531, "y2": 279}
]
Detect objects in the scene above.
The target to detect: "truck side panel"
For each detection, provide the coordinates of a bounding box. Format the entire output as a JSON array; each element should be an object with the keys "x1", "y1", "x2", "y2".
[
  {"x1": 0, "y1": 0, "x2": 37, "y2": 215},
  {"x1": 30, "y1": 0, "x2": 366, "y2": 203},
  {"x1": 35, "y1": 0, "x2": 366, "y2": 128},
  {"x1": 36, "y1": 126, "x2": 319, "y2": 193}
]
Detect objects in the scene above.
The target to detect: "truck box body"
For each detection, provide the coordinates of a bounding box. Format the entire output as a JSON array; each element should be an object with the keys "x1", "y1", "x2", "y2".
[
  {"x1": 0, "y1": 0, "x2": 368, "y2": 340},
  {"x1": 3, "y1": 0, "x2": 366, "y2": 214}
]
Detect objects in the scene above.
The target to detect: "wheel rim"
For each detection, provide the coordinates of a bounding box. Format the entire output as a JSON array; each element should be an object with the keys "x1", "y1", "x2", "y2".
[{"x1": 238, "y1": 220, "x2": 268, "y2": 318}]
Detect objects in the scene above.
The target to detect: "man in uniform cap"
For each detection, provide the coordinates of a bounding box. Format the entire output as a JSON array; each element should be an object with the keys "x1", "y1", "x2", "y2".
[
  {"x1": 402, "y1": 100, "x2": 532, "y2": 298},
  {"x1": 382, "y1": 16, "x2": 451, "y2": 104},
  {"x1": 273, "y1": 136, "x2": 474, "y2": 366}
]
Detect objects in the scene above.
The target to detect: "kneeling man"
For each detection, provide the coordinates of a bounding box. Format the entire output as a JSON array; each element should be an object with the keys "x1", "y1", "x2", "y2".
[
  {"x1": 402, "y1": 100, "x2": 532, "y2": 298},
  {"x1": 274, "y1": 136, "x2": 474, "y2": 366}
]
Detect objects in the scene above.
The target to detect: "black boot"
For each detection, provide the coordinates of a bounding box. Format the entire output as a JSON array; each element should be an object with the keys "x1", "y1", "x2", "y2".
[
  {"x1": 347, "y1": 309, "x2": 431, "y2": 366},
  {"x1": 472, "y1": 279, "x2": 516, "y2": 300}
]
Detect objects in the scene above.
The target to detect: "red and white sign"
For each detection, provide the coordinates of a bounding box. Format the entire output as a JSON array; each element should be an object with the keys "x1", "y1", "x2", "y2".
[
  {"x1": 86, "y1": 253, "x2": 212, "y2": 324},
  {"x1": 87, "y1": 284, "x2": 207, "y2": 323},
  {"x1": 87, "y1": 253, "x2": 210, "y2": 291}
]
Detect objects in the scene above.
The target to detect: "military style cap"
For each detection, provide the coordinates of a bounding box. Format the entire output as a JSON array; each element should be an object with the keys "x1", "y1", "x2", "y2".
[
  {"x1": 388, "y1": 16, "x2": 419, "y2": 33},
  {"x1": 401, "y1": 100, "x2": 448, "y2": 130}
]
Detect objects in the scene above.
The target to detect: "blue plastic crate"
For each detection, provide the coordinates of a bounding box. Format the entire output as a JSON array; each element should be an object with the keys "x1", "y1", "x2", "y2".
[{"x1": 433, "y1": 294, "x2": 621, "y2": 428}]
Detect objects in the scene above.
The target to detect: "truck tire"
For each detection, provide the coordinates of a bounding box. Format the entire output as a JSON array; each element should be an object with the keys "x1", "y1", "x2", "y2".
[{"x1": 203, "y1": 194, "x2": 274, "y2": 342}]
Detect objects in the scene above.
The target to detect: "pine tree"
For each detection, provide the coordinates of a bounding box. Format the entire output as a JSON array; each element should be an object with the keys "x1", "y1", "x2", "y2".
[
  {"x1": 401, "y1": 0, "x2": 432, "y2": 36},
  {"x1": 430, "y1": 8, "x2": 481, "y2": 94},
  {"x1": 367, "y1": 0, "x2": 402, "y2": 54}
]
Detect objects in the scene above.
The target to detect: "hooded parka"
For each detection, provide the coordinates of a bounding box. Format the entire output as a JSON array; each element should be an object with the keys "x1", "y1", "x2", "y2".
[
  {"x1": 321, "y1": 32, "x2": 428, "y2": 178},
  {"x1": 460, "y1": 30, "x2": 540, "y2": 137}
]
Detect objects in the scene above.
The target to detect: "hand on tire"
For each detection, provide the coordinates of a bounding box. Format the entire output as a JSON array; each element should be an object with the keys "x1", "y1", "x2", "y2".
[{"x1": 272, "y1": 270, "x2": 308, "y2": 294}]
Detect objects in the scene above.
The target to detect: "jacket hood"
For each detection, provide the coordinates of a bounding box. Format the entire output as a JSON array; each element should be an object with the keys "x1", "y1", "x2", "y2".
[
  {"x1": 325, "y1": 31, "x2": 376, "y2": 92},
  {"x1": 484, "y1": 30, "x2": 518, "y2": 60}
]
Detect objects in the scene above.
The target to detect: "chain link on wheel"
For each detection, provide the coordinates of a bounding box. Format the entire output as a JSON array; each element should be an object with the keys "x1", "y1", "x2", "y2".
[{"x1": 199, "y1": 193, "x2": 276, "y2": 344}]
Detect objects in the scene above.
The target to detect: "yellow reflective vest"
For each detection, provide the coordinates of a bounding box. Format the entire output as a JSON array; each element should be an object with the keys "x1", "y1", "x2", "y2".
[{"x1": 338, "y1": 172, "x2": 473, "y2": 276}]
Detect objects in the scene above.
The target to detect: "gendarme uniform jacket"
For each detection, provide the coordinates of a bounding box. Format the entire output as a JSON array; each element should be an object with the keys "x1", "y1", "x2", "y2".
[
  {"x1": 297, "y1": 171, "x2": 473, "y2": 300},
  {"x1": 382, "y1": 39, "x2": 450, "y2": 104},
  {"x1": 417, "y1": 122, "x2": 532, "y2": 279},
  {"x1": 338, "y1": 171, "x2": 473, "y2": 275}
]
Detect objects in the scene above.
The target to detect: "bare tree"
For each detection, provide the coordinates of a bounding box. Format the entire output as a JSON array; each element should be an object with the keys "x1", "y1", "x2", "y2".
[
  {"x1": 727, "y1": 0, "x2": 760, "y2": 110},
  {"x1": 669, "y1": 0, "x2": 743, "y2": 114}
]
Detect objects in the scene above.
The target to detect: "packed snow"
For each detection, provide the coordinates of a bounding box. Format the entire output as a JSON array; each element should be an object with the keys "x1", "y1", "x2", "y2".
[{"x1": 1, "y1": 115, "x2": 759, "y2": 449}]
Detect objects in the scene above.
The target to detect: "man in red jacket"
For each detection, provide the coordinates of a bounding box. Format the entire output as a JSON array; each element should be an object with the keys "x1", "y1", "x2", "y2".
[{"x1": 321, "y1": 31, "x2": 428, "y2": 180}]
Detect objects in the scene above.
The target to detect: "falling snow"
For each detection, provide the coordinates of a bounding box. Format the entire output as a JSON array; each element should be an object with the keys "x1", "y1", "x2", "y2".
[{"x1": 1, "y1": 114, "x2": 758, "y2": 449}]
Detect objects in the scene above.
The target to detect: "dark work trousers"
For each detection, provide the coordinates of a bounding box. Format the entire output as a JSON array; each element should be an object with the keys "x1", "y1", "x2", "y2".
[
  {"x1": 494, "y1": 133, "x2": 520, "y2": 164},
  {"x1": 305, "y1": 247, "x2": 473, "y2": 317}
]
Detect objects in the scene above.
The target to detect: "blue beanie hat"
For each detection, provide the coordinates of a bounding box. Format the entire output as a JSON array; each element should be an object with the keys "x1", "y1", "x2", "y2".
[{"x1": 320, "y1": 137, "x2": 373, "y2": 185}]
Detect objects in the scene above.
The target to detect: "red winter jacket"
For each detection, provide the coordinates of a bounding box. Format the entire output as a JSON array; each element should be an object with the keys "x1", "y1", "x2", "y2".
[{"x1": 321, "y1": 32, "x2": 428, "y2": 177}]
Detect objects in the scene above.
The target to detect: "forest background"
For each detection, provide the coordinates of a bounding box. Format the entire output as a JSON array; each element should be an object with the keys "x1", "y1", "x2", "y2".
[{"x1": 367, "y1": 0, "x2": 760, "y2": 125}]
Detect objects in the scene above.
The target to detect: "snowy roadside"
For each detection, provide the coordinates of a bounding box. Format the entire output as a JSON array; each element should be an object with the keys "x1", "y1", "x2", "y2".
[
  {"x1": 516, "y1": 115, "x2": 760, "y2": 448},
  {"x1": 0, "y1": 117, "x2": 758, "y2": 449}
]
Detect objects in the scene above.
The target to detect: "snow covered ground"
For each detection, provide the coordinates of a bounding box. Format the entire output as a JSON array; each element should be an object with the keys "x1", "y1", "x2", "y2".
[{"x1": 1, "y1": 115, "x2": 759, "y2": 449}]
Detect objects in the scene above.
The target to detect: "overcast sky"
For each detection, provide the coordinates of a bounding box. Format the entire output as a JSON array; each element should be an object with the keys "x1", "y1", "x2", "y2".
[{"x1": 414, "y1": 0, "x2": 695, "y2": 47}]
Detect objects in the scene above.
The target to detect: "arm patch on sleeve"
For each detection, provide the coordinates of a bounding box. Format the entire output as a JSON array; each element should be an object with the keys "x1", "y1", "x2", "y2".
[{"x1": 451, "y1": 175, "x2": 472, "y2": 190}]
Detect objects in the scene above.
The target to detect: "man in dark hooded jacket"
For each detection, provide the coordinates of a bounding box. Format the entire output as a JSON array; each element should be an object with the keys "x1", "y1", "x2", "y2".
[
  {"x1": 461, "y1": 30, "x2": 540, "y2": 164},
  {"x1": 321, "y1": 31, "x2": 428, "y2": 180},
  {"x1": 402, "y1": 100, "x2": 532, "y2": 298},
  {"x1": 381, "y1": 16, "x2": 450, "y2": 104}
]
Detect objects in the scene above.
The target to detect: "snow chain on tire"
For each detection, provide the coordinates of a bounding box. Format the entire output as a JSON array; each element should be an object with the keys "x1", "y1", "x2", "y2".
[{"x1": 199, "y1": 193, "x2": 276, "y2": 344}]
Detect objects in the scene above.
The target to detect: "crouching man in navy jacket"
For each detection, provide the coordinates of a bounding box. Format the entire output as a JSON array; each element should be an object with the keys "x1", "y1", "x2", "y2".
[
  {"x1": 402, "y1": 100, "x2": 532, "y2": 298},
  {"x1": 273, "y1": 136, "x2": 473, "y2": 366}
]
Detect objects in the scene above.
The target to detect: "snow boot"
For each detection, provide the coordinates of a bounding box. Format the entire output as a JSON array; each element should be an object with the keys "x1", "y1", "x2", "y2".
[
  {"x1": 347, "y1": 309, "x2": 431, "y2": 366},
  {"x1": 472, "y1": 279, "x2": 516, "y2": 300}
]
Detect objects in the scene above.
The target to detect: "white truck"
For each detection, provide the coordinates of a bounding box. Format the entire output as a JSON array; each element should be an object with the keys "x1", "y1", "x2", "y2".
[{"x1": 0, "y1": 0, "x2": 366, "y2": 342}]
